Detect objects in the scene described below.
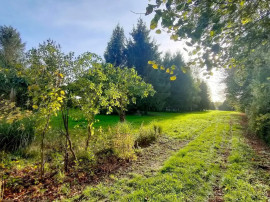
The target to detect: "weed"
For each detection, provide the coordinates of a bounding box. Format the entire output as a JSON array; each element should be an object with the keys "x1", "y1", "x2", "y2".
[
  {"x1": 110, "y1": 122, "x2": 136, "y2": 160},
  {"x1": 135, "y1": 122, "x2": 162, "y2": 148},
  {"x1": 61, "y1": 183, "x2": 71, "y2": 195}
]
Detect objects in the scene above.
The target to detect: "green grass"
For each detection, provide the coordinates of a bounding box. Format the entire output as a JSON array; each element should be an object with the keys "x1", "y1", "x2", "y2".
[
  {"x1": 68, "y1": 111, "x2": 270, "y2": 201},
  {"x1": 51, "y1": 109, "x2": 210, "y2": 132},
  {"x1": 4, "y1": 110, "x2": 270, "y2": 201},
  {"x1": 222, "y1": 115, "x2": 270, "y2": 201}
]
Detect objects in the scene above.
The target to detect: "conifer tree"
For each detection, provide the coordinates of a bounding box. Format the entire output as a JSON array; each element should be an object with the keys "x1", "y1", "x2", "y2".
[
  {"x1": 198, "y1": 81, "x2": 211, "y2": 111},
  {"x1": 104, "y1": 24, "x2": 126, "y2": 67},
  {"x1": 126, "y1": 18, "x2": 160, "y2": 77}
]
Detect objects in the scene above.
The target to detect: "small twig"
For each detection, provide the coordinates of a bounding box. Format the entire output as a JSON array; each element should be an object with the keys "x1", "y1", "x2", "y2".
[{"x1": 130, "y1": 10, "x2": 146, "y2": 15}]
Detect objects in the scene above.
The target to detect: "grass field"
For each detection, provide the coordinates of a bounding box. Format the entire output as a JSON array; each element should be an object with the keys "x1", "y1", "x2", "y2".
[
  {"x1": 67, "y1": 111, "x2": 270, "y2": 201},
  {"x1": 2, "y1": 111, "x2": 270, "y2": 201}
]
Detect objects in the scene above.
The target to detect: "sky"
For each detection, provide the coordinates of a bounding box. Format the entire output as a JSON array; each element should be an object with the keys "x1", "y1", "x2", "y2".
[{"x1": 0, "y1": 0, "x2": 225, "y2": 102}]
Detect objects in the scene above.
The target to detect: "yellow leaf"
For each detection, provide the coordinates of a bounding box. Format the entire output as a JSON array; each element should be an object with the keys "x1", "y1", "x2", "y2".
[
  {"x1": 150, "y1": 22, "x2": 157, "y2": 30},
  {"x1": 240, "y1": 0, "x2": 245, "y2": 6},
  {"x1": 33, "y1": 105, "x2": 38, "y2": 109},
  {"x1": 210, "y1": 30, "x2": 214, "y2": 37},
  {"x1": 60, "y1": 90, "x2": 65, "y2": 95},
  {"x1": 160, "y1": 66, "x2": 165, "y2": 70},
  {"x1": 148, "y1": 61, "x2": 153, "y2": 64},
  {"x1": 152, "y1": 64, "x2": 158, "y2": 69},
  {"x1": 59, "y1": 73, "x2": 64, "y2": 78},
  {"x1": 241, "y1": 18, "x2": 250, "y2": 25},
  {"x1": 170, "y1": 71, "x2": 174, "y2": 74},
  {"x1": 170, "y1": 76, "x2": 177, "y2": 81},
  {"x1": 166, "y1": 68, "x2": 170, "y2": 73}
]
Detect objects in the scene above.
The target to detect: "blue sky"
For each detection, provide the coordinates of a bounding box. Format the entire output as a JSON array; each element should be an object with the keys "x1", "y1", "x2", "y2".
[
  {"x1": 0, "y1": 0, "x2": 225, "y2": 102},
  {"x1": 0, "y1": 0, "x2": 183, "y2": 56}
]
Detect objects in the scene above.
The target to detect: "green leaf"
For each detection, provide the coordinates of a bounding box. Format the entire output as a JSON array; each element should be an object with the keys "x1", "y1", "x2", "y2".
[
  {"x1": 170, "y1": 34, "x2": 178, "y2": 41},
  {"x1": 150, "y1": 19, "x2": 158, "y2": 30},
  {"x1": 155, "y1": 29, "x2": 162, "y2": 34},
  {"x1": 181, "y1": 66, "x2": 187, "y2": 73},
  {"x1": 146, "y1": 4, "x2": 154, "y2": 15}
]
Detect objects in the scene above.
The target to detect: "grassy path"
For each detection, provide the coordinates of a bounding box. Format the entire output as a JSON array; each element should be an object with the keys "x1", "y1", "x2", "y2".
[{"x1": 68, "y1": 111, "x2": 270, "y2": 202}]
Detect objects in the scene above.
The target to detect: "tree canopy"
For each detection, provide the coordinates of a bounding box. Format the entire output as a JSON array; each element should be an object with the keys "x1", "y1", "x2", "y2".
[{"x1": 146, "y1": 0, "x2": 270, "y2": 70}]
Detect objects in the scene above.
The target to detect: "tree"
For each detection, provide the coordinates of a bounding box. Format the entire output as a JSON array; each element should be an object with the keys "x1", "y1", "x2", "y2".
[
  {"x1": 198, "y1": 81, "x2": 211, "y2": 111},
  {"x1": 225, "y1": 48, "x2": 270, "y2": 142},
  {"x1": 160, "y1": 52, "x2": 200, "y2": 111},
  {"x1": 146, "y1": 0, "x2": 269, "y2": 70},
  {"x1": 142, "y1": 68, "x2": 171, "y2": 112},
  {"x1": 104, "y1": 24, "x2": 126, "y2": 67},
  {"x1": 73, "y1": 54, "x2": 115, "y2": 150},
  {"x1": 218, "y1": 99, "x2": 234, "y2": 111},
  {"x1": 27, "y1": 40, "x2": 66, "y2": 179},
  {"x1": 57, "y1": 51, "x2": 78, "y2": 171},
  {"x1": 126, "y1": 18, "x2": 160, "y2": 77},
  {"x1": 0, "y1": 26, "x2": 25, "y2": 65},
  {"x1": 0, "y1": 26, "x2": 27, "y2": 105},
  {"x1": 105, "y1": 65, "x2": 155, "y2": 122}
]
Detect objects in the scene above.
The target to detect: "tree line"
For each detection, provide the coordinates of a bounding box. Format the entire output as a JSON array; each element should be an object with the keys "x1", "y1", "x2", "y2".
[{"x1": 104, "y1": 19, "x2": 213, "y2": 113}]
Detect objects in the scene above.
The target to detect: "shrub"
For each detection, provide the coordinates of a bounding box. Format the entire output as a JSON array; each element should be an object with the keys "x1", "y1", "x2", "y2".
[
  {"x1": 0, "y1": 118, "x2": 35, "y2": 152},
  {"x1": 135, "y1": 122, "x2": 162, "y2": 147},
  {"x1": 110, "y1": 122, "x2": 136, "y2": 160},
  {"x1": 91, "y1": 127, "x2": 113, "y2": 156}
]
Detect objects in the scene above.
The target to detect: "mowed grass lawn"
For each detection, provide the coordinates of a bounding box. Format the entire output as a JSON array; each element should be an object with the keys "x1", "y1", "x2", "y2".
[{"x1": 62, "y1": 110, "x2": 270, "y2": 201}]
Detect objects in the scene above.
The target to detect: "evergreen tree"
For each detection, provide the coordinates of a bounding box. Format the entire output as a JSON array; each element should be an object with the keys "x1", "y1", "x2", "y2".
[
  {"x1": 126, "y1": 18, "x2": 160, "y2": 77},
  {"x1": 146, "y1": 69, "x2": 171, "y2": 111},
  {"x1": 104, "y1": 24, "x2": 126, "y2": 67},
  {"x1": 198, "y1": 81, "x2": 211, "y2": 111},
  {"x1": 162, "y1": 52, "x2": 199, "y2": 111}
]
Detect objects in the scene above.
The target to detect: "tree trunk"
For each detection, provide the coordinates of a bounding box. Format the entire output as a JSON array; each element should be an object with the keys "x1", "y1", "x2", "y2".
[
  {"x1": 62, "y1": 109, "x2": 77, "y2": 162},
  {"x1": 9, "y1": 87, "x2": 16, "y2": 102},
  {"x1": 119, "y1": 108, "x2": 125, "y2": 122},
  {"x1": 40, "y1": 131, "x2": 45, "y2": 179},
  {"x1": 85, "y1": 124, "x2": 92, "y2": 151},
  {"x1": 64, "y1": 136, "x2": 68, "y2": 172}
]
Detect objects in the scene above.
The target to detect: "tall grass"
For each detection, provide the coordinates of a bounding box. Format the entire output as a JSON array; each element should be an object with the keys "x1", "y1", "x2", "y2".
[{"x1": 0, "y1": 118, "x2": 35, "y2": 152}]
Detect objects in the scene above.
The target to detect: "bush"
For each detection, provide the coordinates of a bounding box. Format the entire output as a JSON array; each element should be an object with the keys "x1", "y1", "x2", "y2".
[
  {"x1": 110, "y1": 122, "x2": 136, "y2": 160},
  {"x1": 0, "y1": 118, "x2": 35, "y2": 152},
  {"x1": 135, "y1": 122, "x2": 162, "y2": 148}
]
